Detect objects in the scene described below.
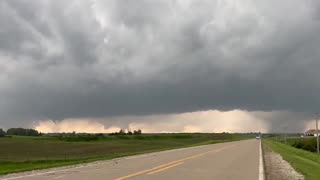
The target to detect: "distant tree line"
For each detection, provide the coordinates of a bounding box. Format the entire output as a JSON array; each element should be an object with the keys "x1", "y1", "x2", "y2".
[
  {"x1": 0, "y1": 128, "x2": 40, "y2": 137},
  {"x1": 110, "y1": 129, "x2": 142, "y2": 136},
  {"x1": 0, "y1": 128, "x2": 143, "y2": 137}
]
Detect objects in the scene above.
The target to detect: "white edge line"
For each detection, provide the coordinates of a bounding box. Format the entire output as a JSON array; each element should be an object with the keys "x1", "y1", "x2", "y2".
[{"x1": 259, "y1": 139, "x2": 265, "y2": 180}]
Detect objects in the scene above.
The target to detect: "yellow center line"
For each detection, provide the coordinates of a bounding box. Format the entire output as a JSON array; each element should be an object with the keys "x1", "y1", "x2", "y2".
[
  {"x1": 115, "y1": 145, "x2": 235, "y2": 180},
  {"x1": 115, "y1": 161, "x2": 182, "y2": 180},
  {"x1": 147, "y1": 161, "x2": 184, "y2": 175}
]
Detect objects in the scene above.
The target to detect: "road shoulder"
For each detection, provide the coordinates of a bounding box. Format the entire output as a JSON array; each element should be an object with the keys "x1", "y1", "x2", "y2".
[{"x1": 263, "y1": 141, "x2": 304, "y2": 180}]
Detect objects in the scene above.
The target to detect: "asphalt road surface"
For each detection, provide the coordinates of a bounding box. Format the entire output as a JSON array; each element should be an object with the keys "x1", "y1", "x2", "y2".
[{"x1": 3, "y1": 139, "x2": 260, "y2": 180}]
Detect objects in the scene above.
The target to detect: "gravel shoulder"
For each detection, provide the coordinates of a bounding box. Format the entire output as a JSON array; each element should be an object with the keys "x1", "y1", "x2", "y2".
[{"x1": 263, "y1": 142, "x2": 304, "y2": 180}]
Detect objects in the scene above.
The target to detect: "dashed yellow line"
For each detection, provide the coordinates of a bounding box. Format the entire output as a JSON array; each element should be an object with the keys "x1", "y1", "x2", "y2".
[
  {"x1": 147, "y1": 161, "x2": 184, "y2": 175},
  {"x1": 115, "y1": 145, "x2": 234, "y2": 180},
  {"x1": 115, "y1": 160, "x2": 182, "y2": 180}
]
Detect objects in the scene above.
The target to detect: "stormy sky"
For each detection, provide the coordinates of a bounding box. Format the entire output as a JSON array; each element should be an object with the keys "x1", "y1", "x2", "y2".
[{"x1": 1, "y1": 0, "x2": 320, "y2": 132}]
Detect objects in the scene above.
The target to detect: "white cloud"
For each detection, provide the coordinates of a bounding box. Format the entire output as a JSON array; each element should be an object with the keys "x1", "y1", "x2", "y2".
[{"x1": 35, "y1": 119, "x2": 121, "y2": 133}]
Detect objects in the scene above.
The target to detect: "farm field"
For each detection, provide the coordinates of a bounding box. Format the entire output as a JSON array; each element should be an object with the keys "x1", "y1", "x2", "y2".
[{"x1": 0, "y1": 133, "x2": 249, "y2": 175}]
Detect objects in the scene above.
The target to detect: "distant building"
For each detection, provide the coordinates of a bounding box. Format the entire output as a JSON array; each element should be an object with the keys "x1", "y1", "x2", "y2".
[{"x1": 305, "y1": 129, "x2": 320, "y2": 136}]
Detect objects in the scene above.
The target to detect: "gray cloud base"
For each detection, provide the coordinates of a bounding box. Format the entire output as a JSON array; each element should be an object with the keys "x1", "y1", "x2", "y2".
[{"x1": 1, "y1": 0, "x2": 320, "y2": 128}]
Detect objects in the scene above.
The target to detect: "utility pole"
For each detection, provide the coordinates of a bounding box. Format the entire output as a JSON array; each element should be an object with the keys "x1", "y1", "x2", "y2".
[
  {"x1": 317, "y1": 117, "x2": 319, "y2": 154},
  {"x1": 284, "y1": 132, "x2": 287, "y2": 144},
  {"x1": 283, "y1": 126, "x2": 288, "y2": 144}
]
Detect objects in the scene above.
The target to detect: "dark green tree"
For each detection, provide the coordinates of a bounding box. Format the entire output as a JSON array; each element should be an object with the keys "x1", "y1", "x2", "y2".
[
  {"x1": 133, "y1": 129, "x2": 142, "y2": 135},
  {"x1": 6, "y1": 128, "x2": 39, "y2": 136},
  {"x1": 0, "y1": 128, "x2": 5, "y2": 137},
  {"x1": 118, "y1": 129, "x2": 126, "y2": 135}
]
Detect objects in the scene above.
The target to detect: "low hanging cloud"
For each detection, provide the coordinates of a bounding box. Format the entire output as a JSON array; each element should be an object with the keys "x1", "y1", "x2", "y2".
[
  {"x1": 1, "y1": 0, "x2": 320, "y2": 131},
  {"x1": 34, "y1": 119, "x2": 121, "y2": 133},
  {"x1": 35, "y1": 110, "x2": 269, "y2": 133},
  {"x1": 34, "y1": 110, "x2": 311, "y2": 133}
]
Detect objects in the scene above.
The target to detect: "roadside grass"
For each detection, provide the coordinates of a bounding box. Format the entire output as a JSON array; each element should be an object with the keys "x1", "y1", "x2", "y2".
[
  {"x1": 263, "y1": 140, "x2": 320, "y2": 180},
  {"x1": 0, "y1": 151, "x2": 154, "y2": 175},
  {"x1": 0, "y1": 133, "x2": 249, "y2": 175},
  {"x1": 287, "y1": 137, "x2": 318, "y2": 152}
]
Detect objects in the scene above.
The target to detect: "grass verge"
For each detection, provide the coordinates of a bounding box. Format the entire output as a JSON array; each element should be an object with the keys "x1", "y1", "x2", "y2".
[{"x1": 263, "y1": 140, "x2": 320, "y2": 180}]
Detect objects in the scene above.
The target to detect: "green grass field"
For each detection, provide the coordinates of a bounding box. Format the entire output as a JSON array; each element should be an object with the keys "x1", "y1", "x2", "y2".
[
  {"x1": 263, "y1": 140, "x2": 320, "y2": 180},
  {"x1": 0, "y1": 133, "x2": 248, "y2": 175}
]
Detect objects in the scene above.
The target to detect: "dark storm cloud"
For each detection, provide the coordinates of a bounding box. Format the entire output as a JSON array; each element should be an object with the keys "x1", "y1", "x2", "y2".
[{"x1": 1, "y1": 0, "x2": 320, "y2": 128}]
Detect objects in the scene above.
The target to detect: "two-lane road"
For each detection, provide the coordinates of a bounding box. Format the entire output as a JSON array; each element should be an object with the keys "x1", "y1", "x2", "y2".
[{"x1": 2, "y1": 139, "x2": 261, "y2": 180}]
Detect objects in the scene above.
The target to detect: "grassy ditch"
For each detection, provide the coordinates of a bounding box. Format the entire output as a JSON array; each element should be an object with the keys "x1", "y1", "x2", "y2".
[
  {"x1": 263, "y1": 140, "x2": 320, "y2": 180},
  {"x1": 0, "y1": 133, "x2": 249, "y2": 175}
]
